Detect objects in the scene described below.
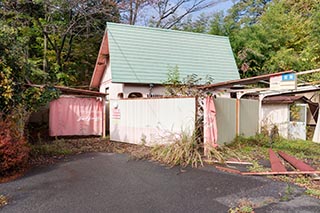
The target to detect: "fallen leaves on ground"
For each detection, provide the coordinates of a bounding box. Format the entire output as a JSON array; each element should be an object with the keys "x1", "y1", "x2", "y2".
[{"x1": 0, "y1": 195, "x2": 8, "y2": 208}]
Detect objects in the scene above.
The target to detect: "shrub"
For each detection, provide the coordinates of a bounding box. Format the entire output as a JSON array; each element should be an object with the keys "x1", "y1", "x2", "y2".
[{"x1": 0, "y1": 117, "x2": 29, "y2": 177}]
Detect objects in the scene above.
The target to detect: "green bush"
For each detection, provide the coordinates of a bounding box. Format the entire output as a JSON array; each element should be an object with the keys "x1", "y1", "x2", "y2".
[{"x1": 0, "y1": 117, "x2": 29, "y2": 177}]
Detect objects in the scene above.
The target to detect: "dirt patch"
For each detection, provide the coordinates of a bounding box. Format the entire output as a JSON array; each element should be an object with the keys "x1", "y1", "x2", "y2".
[{"x1": 28, "y1": 138, "x2": 150, "y2": 166}]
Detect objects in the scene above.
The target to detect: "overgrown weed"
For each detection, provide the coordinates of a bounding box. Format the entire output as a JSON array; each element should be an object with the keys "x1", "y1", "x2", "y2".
[
  {"x1": 229, "y1": 134, "x2": 320, "y2": 163},
  {"x1": 229, "y1": 199, "x2": 255, "y2": 213},
  {"x1": 150, "y1": 131, "x2": 203, "y2": 168},
  {"x1": 231, "y1": 134, "x2": 320, "y2": 199},
  {"x1": 30, "y1": 139, "x2": 73, "y2": 157}
]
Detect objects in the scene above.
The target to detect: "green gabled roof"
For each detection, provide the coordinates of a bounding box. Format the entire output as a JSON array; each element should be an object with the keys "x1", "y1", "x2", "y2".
[{"x1": 107, "y1": 22, "x2": 239, "y2": 84}]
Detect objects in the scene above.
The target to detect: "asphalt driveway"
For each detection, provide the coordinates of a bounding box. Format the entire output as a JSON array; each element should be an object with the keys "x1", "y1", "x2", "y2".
[{"x1": 1, "y1": 153, "x2": 320, "y2": 213}]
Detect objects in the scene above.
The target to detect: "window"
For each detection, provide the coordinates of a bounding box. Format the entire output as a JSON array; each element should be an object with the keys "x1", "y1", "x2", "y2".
[
  {"x1": 105, "y1": 87, "x2": 109, "y2": 100},
  {"x1": 117, "y1": 93, "x2": 124, "y2": 99},
  {"x1": 128, "y1": 92, "x2": 143, "y2": 98},
  {"x1": 290, "y1": 104, "x2": 307, "y2": 122}
]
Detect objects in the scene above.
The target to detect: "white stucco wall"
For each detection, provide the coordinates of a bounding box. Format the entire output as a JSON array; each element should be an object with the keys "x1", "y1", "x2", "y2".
[
  {"x1": 99, "y1": 61, "x2": 124, "y2": 99},
  {"x1": 98, "y1": 61, "x2": 166, "y2": 99},
  {"x1": 100, "y1": 82, "x2": 166, "y2": 100},
  {"x1": 99, "y1": 73, "x2": 166, "y2": 99},
  {"x1": 262, "y1": 104, "x2": 289, "y2": 138},
  {"x1": 99, "y1": 60, "x2": 112, "y2": 94},
  {"x1": 99, "y1": 61, "x2": 178, "y2": 100},
  {"x1": 123, "y1": 84, "x2": 165, "y2": 98}
]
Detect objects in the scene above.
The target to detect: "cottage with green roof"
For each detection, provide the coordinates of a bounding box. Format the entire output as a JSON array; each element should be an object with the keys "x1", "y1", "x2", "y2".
[{"x1": 90, "y1": 22, "x2": 239, "y2": 99}]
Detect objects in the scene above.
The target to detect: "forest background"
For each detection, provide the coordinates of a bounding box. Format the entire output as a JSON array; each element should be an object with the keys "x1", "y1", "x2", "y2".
[{"x1": 1, "y1": 0, "x2": 320, "y2": 116}]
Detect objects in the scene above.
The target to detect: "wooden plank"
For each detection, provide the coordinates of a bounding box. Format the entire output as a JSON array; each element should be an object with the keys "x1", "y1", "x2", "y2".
[
  {"x1": 224, "y1": 161, "x2": 253, "y2": 165},
  {"x1": 242, "y1": 171, "x2": 320, "y2": 176},
  {"x1": 278, "y1": 151, "x2": 315, "y2": 171},
  {"x1": 215, "y1": 166, "x2": 242, "y2": 175},
  {"x1": 269, "y1": 149, "x2": 287, "y2": 172},
  {"x1": 204, "y1": 159, "x2": 253, "y2": 165}
]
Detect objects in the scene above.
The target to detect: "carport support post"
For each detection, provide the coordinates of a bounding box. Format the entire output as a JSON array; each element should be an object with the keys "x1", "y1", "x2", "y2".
[
  {"x1": 258, "y1": 94, "x2": 265, "y2": 133},
  {"x1": 102, "y1": 97, "x2": 107, "y2": 138},
  {"x1": 236, "y1": 98, "x2": 240, "y2": 135}
]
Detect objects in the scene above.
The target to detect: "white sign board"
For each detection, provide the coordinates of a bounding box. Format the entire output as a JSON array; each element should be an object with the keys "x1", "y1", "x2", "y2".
[{"x1": 270, "y1": 73, "x2": 297, "y2": 90}]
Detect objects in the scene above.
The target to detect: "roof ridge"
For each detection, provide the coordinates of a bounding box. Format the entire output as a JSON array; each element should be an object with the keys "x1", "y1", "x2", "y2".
[{"x1": 106, "y1": 22, "x2": 229, "y2": 40}]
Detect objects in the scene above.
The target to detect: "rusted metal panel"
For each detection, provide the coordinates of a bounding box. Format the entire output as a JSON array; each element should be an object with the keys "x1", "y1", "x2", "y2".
[
  {"x1": 263, "y1": 95, "x2": 306, "y2": 104},
  {"x1": 269, "y1": 149, "x2": 287, "y2": 172},
  {"x1": 278, "y1": 151, "x2": 315, "y2": 171}
]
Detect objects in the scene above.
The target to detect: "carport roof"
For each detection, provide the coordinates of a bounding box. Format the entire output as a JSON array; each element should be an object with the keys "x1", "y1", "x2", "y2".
[{"x1": 262, "y1": 95, "x2": 309, "y2": 104}]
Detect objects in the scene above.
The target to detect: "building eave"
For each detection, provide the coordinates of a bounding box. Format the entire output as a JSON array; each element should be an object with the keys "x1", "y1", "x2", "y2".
[{"x1": 90, "y1": 32, "x2": 109, "y2": 88}]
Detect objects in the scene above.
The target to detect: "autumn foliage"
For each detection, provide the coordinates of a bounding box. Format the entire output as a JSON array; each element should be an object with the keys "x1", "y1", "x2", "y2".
[{"x1": 0, "y1": 118, "x2": 29, "y2": 177}]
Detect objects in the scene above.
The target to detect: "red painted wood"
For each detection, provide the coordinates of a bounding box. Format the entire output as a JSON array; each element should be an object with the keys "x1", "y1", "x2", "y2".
[
  {"x1": 215, "y1": 166, "x2": 241, "y2": 174},
  {"x1": 278, "y1": 151, "x2": 315, "y2": 171},
  {"x1": 269, "y1": 149, "x2": 287, "y2": 172},
  {"x1": 242, "y1": 171, "x2": 320, "y2": 176}
]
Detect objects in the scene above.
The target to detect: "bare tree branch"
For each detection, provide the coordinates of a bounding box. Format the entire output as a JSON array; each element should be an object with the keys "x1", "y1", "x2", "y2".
[
  {"x1": 117, "y1": 0, "x2": 153, "y2": 25},
  {"x1": 154, "y1": 0, "x2": 226, "y2": 28},
  {"x1": 117, "y1": 0, "x2": 226, "y2": 28}
]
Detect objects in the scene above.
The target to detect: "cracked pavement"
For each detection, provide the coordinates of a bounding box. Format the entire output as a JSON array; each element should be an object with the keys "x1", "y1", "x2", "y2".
[{"x1": 1, "y1": 153, "x2": 319, "y2": 213}]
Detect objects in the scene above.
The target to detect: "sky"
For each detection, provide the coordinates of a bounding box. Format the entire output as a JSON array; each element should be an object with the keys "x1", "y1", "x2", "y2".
[
  {"x1": 189, "y1": 0, "x2": 235, "y2": 21},
  {"x1": 138, "y1": 0, "x2": 236, "y2": 26},
  {"x1": 196, "y1": 0, "x2": 237, "y2": 16},
  {"x1": 212, "y1": 0, "x2": 235, "y2": 12}
]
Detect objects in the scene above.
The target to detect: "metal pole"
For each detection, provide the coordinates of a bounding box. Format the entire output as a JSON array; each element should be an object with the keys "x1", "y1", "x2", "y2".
[
  {"x1": 258, "y1": 94, "x2": 264, "y2": 133},
  {"x1": 296, "y1": 68, "x2": 320, "y2": 75},
  {"x1": 102, "y1": 97, "x2": 106, "y2": 138}
]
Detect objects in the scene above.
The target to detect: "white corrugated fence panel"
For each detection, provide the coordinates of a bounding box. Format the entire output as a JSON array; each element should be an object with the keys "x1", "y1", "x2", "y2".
[{"x1": 110, "y1": 97, "x2": 196, "y2": 145}]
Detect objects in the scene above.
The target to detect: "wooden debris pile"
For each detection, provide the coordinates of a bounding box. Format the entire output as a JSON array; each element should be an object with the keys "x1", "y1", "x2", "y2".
[{"x1": 212, "y1": 149, "x2": 320, "y2": 177}]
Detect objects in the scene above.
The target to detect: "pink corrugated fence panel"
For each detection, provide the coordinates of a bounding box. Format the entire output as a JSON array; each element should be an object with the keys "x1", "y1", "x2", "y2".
[
  {"x1": 49, "y1": 97, "x2": 103, "y2": 136},
  {"x1": 204, "y1": 96, "x2": 218, "y2": 148}
]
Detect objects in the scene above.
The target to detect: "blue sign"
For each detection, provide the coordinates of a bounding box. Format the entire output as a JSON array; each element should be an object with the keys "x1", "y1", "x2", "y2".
[{"x1": 282, "y1": 73, "x2": 295, "y2": 81}]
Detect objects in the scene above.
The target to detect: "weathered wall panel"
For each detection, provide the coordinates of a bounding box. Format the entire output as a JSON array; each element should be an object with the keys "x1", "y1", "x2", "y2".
[
  {"x1": 49, "y1": 97, "x2": 103, "y2": 136},
  {"x1": 262, "y1": 104, "x2": 289, "y2": 138},
  {"x1": 110, "y1": 97, "x2": 196, "y2": 145},
  {"x1": 214, "y1": 98, "x2": 236, "y2": 145},
  {"x1": 240, "y1": 99, "x2": 259, "y2": 137}
]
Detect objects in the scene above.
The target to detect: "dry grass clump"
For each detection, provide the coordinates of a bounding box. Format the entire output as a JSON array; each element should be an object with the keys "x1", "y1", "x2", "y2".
[
  {"x1": 149, "y1": 131, "x2": 203, "y2": 168},
  {"x1": 134, "y1": 130, "x2": 247, "y2": 168},
  {"x1": 205, "y1": 145, "x2": 243, "y2": 163}
]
